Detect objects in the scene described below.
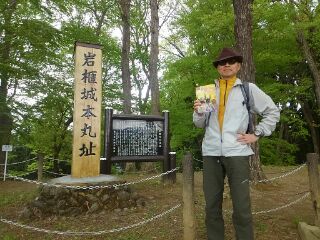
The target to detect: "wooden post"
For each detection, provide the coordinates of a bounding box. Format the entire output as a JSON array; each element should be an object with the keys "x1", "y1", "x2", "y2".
[
  {"x1": 162, "y1": 110, "x2": 170, "y2": 183},
  {"x1": 102, "y1": 107, "x2": 113, "y2": 174},
  {"x1": 162, "y1": 110, "x2": 170, "y2": 173},
  {"x1": 71, "y1": 42, "x2": 102, "y2": 178},
  {"x1": 37, "y1": 153, "x2": 44, "y2": 181},
  {"x1": 168, "y1": 152, "x2": 177, "y2": 184},
  {"x1": 183, "y1": 152, "x2": 196, "y2": 240},
  {"x1": 307, "y1": 153, "x2": 320, "y2": 227}
]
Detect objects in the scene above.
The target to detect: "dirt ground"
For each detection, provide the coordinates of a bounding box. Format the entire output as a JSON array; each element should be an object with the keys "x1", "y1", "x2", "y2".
[{"x1": 0, "y1": 165, "x2": 314, "y2": 240}]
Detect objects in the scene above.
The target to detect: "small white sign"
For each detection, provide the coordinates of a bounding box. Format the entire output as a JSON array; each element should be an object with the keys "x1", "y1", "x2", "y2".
[{"x1": 2, "y1": 145, "x2": 13, "y2": 152}]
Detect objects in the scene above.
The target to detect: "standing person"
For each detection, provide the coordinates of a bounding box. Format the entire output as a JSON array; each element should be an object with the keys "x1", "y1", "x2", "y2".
[{"x1": 193, "y1": 47, "x2": 280, "y2": 240}]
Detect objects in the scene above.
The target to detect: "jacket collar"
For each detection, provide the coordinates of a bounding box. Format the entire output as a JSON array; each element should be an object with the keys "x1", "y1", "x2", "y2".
[{"x1": 215, "y1": 78, "x2": 242, "y2": 87}]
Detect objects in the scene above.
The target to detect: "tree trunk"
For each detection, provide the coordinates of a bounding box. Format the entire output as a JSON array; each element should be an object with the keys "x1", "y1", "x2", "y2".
[
  {"x1": 140, "y1": 0, "x2": 161, "y2": 172},
  {"x1": 149, "y1": 0, "x2": 160, "y2": 115},
  {"x1": 233, "y1": 0, "x2": 255, "y2": 82},
  {"x1": 276, "y1": 121, "x2": 285, "y2": 155},
  {"x1": 0, "y1": 0, "x2": 17, "y2": 172},
  {"x1": 297, "y1": 31, "x2": 320, "y2": 109},
  {"x1": 301, "y1": 100, "x2": 320, "y2": 155},
  {"x1": 233, "y1": 0, "x2": 266, "y2": 181},
  {"x1": 119, "y1": 0, "x2": 132, "y2": 114}
]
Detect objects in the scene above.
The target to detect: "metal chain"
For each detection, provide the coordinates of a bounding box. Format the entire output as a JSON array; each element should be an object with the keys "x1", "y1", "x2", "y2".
[
  {"x1": 0, "y1": 157, "x2": 37, "y2": 166},
  {"x1": 6, "y1": 167, "x2": 180, "y2": 190},
  {"x1": 48, "y1": 157, "x2": 107, "y2": 163},
  {"x1": 193, "y1": 157, "x2": 203, "y2": 163},
  {"x1": 253, "y1": 164, "x2": 306, "y2": 184},
  {"x1": 223, "y1": 192, "x2": 310, "y2": 215},
  {"x1": 0, "y1": 204, "x2": 181, "y2": 236},
  {"x1": 46, "y1": 158, "x2": 70, "y2": 163},
  {"x1": 44, "y1": 170, "x2": 68, "y2": 176},
  {"x1": 123, "y1": 167, "x2": 159, "y2": 175},
  {"x1": 8, "y1": 170, "x2": 38, "y2": 177},
  {"x1": 252, "y1": 192, "x2": 310, "y2": 215}
]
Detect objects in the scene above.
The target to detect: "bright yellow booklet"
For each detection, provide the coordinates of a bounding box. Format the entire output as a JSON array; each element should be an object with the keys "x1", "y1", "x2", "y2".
[{"x1": 196, "y1": 84, "x2": 216, "y2": 113}]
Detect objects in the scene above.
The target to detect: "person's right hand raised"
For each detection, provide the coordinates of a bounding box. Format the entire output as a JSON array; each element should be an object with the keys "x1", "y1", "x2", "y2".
[{"x1": 194, "y1": 99, "x2": 203, "y2": 115}]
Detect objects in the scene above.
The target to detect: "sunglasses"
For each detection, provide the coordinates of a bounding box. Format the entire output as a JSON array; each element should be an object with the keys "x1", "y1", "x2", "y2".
[{"x1": 217, "y1": 58, "x2": 238, "y2": 66}]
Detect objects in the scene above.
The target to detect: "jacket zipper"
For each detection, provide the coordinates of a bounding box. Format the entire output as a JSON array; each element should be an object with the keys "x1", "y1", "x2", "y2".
[
  {"x1": 220, "y1": 82, "x2": 227, "y2": 145},
  {"x1": 224, "y1": 81, "x2": 227, "y2": 107},
  {"x1": 221, "y1": 81, "x2": 227, "y2": 143}
]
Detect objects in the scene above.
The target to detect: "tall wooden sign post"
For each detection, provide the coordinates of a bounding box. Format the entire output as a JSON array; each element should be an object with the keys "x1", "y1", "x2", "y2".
[{"x1": 72, "y1": 42, "x2": 102, "y2": 178}]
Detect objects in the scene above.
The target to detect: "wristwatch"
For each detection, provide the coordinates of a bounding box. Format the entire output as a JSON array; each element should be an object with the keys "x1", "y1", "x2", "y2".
[{"x1": 254, "y1": 129, "x2": 263, "y2": 138}]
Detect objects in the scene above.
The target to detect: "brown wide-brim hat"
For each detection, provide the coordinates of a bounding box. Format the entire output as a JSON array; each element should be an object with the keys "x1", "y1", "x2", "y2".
[{"x1": 213, "y1": 47, "x2": 243, "y2": 67}]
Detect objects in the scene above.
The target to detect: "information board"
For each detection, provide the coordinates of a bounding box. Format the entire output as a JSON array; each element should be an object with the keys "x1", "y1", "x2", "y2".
[
  {"x1": 112, "y1": 119, "x2": 163, "y2": 156},
  {"x1": 101, "y1": 108, "x2": 170, "y2": 174}
]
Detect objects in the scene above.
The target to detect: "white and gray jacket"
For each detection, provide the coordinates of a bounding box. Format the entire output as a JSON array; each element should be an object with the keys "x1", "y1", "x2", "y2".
[{"x1": 193, "y1": 78, "x2": 280, "y2": 157}]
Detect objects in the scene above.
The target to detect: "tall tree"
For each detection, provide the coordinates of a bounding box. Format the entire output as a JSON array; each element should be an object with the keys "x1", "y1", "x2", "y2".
[
  {"x1": 129, "y1": 0, "x2": 151, "y2": 114},
  {"x1": 288, "y1": 0, "x2": 320, "y2": 155},
  {"x1": 119, "y1": 0, "x2": 132, "y2": 114},
  {"x1": 0, "y1": 0, "x2": 65, "y2": 170},
  {"x1": 149, "y1": 0, "x2": 160, "y2": 115},
  {"x1": 130, "y1": 0, "x2": 179, "y2": 114},
  {"x1": 0, "y1": 0, "x2": 17, "y2": 171},
  {"x1": 233, "y1": 0, "x2": 266, "y2": 180}
]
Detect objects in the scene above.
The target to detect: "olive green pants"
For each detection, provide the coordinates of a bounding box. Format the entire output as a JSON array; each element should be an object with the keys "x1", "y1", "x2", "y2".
[{"x1": 203, "y1": 156, "x2": 254, "y2": 240}]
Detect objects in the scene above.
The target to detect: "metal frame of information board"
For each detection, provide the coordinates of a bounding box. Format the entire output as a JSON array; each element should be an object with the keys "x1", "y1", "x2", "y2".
[{"x1": 101, "y1": 108, "x2": 170, "y2": 175}]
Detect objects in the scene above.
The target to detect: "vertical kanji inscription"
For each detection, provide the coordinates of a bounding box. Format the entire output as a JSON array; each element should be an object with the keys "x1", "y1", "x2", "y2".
[{"x1": 72, "y1": 42, "x2": 102, "y2": 178}]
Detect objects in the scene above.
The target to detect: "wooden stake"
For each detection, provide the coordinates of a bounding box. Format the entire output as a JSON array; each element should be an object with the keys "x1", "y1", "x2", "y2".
[
  {"x1": 183, "y1": 152, "x2": 196, "y2": 240},
  {"x1": 307, "y1": 153, "x2": 320, "y2": 227}
]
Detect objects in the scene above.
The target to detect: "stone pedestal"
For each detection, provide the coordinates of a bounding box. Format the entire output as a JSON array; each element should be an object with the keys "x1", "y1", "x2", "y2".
[
  {"x1": 19, "y1": 175, "x2": 145, "y2": 220},
  {"x1": 298, "y1": 222, "x2": 320, "y2": 240}
]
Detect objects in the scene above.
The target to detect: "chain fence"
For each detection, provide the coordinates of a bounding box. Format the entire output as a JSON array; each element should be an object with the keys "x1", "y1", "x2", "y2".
[
  {"x1": 254, "y1": 163, "x2": 306, "y2": 184},
  {"x1": 0, "y1": 204, "x2": 181, "y2": 236},
  {"x1": 0, "y1": 155, "x2": 313, "y2": 237},
  {"x1": 192, "y1": 156, "x2": 306, "y2": 184},
  {"x1": 120, "y1": 167, "x2": 160, "y2": 175},
  {"x1": 43, "y1": 170, "x2": 68, "y2": 176},
  {"x1": 1, "y1": 161, "x2": 181, "y2": 236},
  {"x1": 252, "y1": 192, "x2": 310, "y2": 215},
  {"x1": 5, "y1": 167, "x2": 180, "y2": 190},
  {"x1": 47, "y1": 157, "x2": 71, "y2": 163},
  {"x1": 0, "y1": 157, "x2": 37, "y2": 166},
  {"x1": 223, "y1": 191, "x2": 310, "y2": 215}
]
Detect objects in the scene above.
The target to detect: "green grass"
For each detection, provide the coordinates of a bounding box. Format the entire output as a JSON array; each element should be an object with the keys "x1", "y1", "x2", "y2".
[
  {"x1": 0, "y1": 191, "x2": 37, "y2": 207},
  {"x1": 2, "y1": 234, "x2": 18, "y2": 240},
  {"x1": 255, "y1": 221, "x2": 268, "y2": 232},
  {"x1": 116, "y1": 235, "x2": 152, "y2": 240},
  {"x1": 292, "y1": 216, "x2": 304, "y2": 227}
]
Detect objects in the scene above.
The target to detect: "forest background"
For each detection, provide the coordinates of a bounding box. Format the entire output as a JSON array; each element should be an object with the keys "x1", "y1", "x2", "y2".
[{"x1": 1, "y1": 0, "x2": 320, "y2": 176}]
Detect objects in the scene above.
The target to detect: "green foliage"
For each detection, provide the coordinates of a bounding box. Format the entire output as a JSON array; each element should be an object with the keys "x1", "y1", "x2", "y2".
[
  {"x1": 2, "y1": 0, "x2": 123, "y2": 162},
  {"x1": 253, "y1": 0, "x2": 299, "y2": 74},
  {"x1": 161, "y1": 0, "x2": 237, "y2": 160},
  {"x1": 260, "y1": 137, "x2": 298, "y2": 165},
  {"x1": 161, "y1": 56, "x2": 210, "y2": 161},
  {"x1": 14, "y1": 81, "x2": 73, "y2": 159},
  {"x1": 180, "y1": 0, "x2": 234, "y2": 56}
]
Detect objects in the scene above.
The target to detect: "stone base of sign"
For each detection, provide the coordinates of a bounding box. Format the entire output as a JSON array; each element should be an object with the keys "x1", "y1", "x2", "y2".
[
  {"x1": 19, "y1": 175, "x2": 146, "y2": 220},
  {"x1": 49, "y1": 174, "x2": 119, "y2": 184},
  {"x1": 298, "y1": 222, "x2": 320, "y2": 240}
]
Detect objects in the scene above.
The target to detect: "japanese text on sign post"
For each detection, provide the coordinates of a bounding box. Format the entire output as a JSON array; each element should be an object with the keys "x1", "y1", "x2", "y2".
[{"x1": 72, "y1": 42, "x2": 102, "y2": 178}]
